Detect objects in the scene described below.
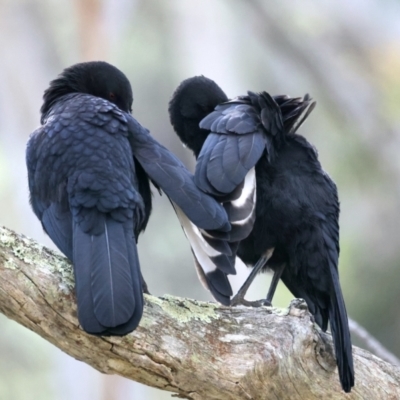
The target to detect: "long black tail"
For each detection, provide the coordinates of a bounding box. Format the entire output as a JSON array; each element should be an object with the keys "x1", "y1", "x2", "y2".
[
  {"x1": 281, "y1": 221, "x2": 355, "y2": 392},
  {"x1": 72, "y1": 215, "x2": 143, "y2": 336},
  {"x1": 329, "y1": 265, "x2": 354, "y2": 392}
]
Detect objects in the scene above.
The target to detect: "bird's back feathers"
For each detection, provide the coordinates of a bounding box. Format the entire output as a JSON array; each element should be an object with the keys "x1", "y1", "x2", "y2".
[{"x1": 28, "y1": 93, "x2": 146, "y2": 336}]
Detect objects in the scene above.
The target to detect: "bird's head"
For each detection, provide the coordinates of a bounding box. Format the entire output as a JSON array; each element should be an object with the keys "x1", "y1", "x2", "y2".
[
  {"x1": 169, "y1": 76, "x2": 228, "y2": 157},
  {"x1": 40, "y1": 61, "x2": 133, "y2": 123}
]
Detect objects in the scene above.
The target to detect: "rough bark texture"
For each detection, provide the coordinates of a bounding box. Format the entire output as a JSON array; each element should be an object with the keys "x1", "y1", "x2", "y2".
[{"x1": 0, "y1": 226, "x2": 399, "y2": 399}]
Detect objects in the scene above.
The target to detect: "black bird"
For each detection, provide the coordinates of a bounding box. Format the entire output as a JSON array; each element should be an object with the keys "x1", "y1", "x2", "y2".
[
  {"x1": 169, "y1": 76, "x2": 354, "y2": 392},
  {"x1": 26, "y1": 63, "x2": 230, "y2": 336},
  {"x1": 169, "y1": 76, "x2": 247, "y2": 305}
]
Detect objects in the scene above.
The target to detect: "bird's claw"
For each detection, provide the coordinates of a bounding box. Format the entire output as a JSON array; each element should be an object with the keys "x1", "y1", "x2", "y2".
[{"x1": 231, "y1": 295, "x2": 271, "y2": 308}]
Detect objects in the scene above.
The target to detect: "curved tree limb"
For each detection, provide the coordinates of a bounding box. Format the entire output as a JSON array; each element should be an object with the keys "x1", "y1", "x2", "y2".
[{"x1": 0, "y1": 226, "x2": 399, "y2": 399}]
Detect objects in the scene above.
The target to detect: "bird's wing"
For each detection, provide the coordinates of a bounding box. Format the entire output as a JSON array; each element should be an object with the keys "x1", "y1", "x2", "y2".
[
  {"x1": 27, "y1": 128, "x2": 76, "y2": 261},
  {"x1": 197, "y1": 132, "x2": 266, "y2": 195},
  {"x1": 194, "y1": 95, "x2": 281, "y2": 243},
  {"x1": 185, "y1": 94, "x2": 279, "y2": 249},
  {"x1": 197, "y1": 97, "x2": 276, "y2": 196},
  {"x1": 208, "y1": 167, "x2": 257, "y2": 243},
  {"x1": 173, "y1": 204, "x2": 234, "y2": 305},
  {"x1": 195, "y1": 91, "x2": 315, "y2": 197},
  {"x1": 200, "y1": 102, "x2": 260, "y2": 135},
  {"x1": 126, "y1": 115, "x2": 230, "y2": 232},
  {"x1": 42, "y1": 201, "x2": 73, "y2": 260}
]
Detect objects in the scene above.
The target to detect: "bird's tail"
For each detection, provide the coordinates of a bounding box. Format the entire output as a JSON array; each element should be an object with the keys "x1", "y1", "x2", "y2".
[
  {"x1": 328, "y1": 264, "x2": 354, "y2": 392},
  {"x1": 73, "y1": 215, "x2": 143, "y2": 336}
]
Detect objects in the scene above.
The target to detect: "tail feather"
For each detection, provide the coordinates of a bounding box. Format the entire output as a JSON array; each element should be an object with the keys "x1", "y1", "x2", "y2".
[
  {"x1": 102, "y1": 232, "x2": 144, "y2": 336},
  {"x1": 329, "y1": 266, "x2": 354, "y2": 393},
  {"x1": 321, "y1": 221, "x2": 354, "y2": 392},
  {"x1": 73, "y1": 215, "x2": 143, "y2": 336},
  {"x1": 205, "y1": 269, "x2": 232, "y2": 306},
  {"x1": 173, "y1": 204, "x2": 235, "y2": 304},
  {"x1": 73, "y1": 226, "x2": 104, "y2": 334},
  {"x1": 204, "y1": 214, "x2": 256, "y2": 243},
  {"x1": 281, "y1": 222, "x2": 354, "y2": 392},
  {"x1": 174, "y1": 204, "x2": 236, "y2": 274},
  {"x1": 106, "y1": 230, "x2": 143, "y2": 335},
  {"x1": 193, "y1": 258, "x2": 232, "y2": 306},
  {"x1": 90, "y1": 218, "x2": 135, "y2": 327}
]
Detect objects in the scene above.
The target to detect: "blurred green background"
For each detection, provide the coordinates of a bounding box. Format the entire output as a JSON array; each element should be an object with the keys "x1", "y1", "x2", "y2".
[{"x1": 0, "y1": 0, "x2": 399, "y2": 398}]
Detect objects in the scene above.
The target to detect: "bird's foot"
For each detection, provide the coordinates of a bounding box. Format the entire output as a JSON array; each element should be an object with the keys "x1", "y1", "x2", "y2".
[
  {"x1": 231, "y1": 295, "x2": 271, "y2": 307},
  {"x1": 263, "y1": 299, "x2": 272, "y2": 307}
]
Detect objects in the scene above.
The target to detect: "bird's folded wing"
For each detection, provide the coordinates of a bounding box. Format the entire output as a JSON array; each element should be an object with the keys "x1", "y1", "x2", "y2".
[
  {"x1": 173, "y1": 205, "x2": 234, "y2": 304},
  {"x1": 195, "y1": 132, "x2": 265, "y2": 195},
  {"x1": 200, "y1": 102, "x2": 259, "y2": 135},
  {"x1": 41, "y1": 202, "x2": 73, "y2": 260}
]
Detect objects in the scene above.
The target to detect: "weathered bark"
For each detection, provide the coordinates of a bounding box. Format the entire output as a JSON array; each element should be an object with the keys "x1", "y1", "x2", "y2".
[{"x1": 0, "y1": 226, "x2": 399, "y2": 399}]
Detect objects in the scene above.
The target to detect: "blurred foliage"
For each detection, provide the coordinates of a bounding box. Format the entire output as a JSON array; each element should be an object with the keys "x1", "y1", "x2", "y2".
[{"x1": 0, "y1": 0, "x2": 399, "y2": 398}]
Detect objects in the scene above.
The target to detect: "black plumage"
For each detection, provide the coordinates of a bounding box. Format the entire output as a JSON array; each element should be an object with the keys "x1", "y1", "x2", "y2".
[
  {"x1": 27, "y1": 63, "x2": 230, "y2": 336},
  {"x1": 168, "y1": 77, "x2": 241, "y2": 305},
  {"x1": 169, "y1": 76, "x2": 354, "y2": 392}
]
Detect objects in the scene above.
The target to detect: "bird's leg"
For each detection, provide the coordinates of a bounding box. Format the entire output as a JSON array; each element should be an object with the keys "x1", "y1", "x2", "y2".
[
  {"x1": 231, "y1": 248, "x2": 274, "y2": 307},
  {"x1": 263, "y1": 263, "x2": 286, "y2": 306}
]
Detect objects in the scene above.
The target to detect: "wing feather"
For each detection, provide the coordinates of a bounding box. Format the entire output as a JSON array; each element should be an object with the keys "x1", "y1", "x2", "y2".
[{"x1": 127, "y1": 117, "x2": 230, "y2": 232}]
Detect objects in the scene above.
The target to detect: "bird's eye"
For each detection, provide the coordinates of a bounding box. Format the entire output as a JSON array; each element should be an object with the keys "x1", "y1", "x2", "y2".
[{"x1": 109, "y1": 92, "x2": 116, "y2": 100}]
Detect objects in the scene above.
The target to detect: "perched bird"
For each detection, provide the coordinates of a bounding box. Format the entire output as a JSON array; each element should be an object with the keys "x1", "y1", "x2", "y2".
[
  {"x1": 27, "y1": 63, "x2": 230, "y2": 336},
  {"x1": 169, "y1": 76, "x2": 354, "y2": 392},
  {"x1": 168, "y1": 77, "x2": 239, "y2": 305}
]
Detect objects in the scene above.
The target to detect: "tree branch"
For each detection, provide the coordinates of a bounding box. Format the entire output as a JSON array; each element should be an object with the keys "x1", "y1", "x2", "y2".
[
  {"x1": 0, "y1": 226, "x2": 399, "y2": 399},
  {"x1": 348, "y1": 317, "x2": 400, "y2": 367}
]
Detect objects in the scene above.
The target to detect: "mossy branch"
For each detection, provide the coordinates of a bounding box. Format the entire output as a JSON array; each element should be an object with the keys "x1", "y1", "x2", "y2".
[{"x1": 0, "y1": 226, "x2": 399, "y2": 399}]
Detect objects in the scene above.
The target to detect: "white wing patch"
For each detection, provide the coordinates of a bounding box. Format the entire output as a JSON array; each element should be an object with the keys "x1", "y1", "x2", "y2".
[
  {"x1": 231, "y1": 167, "x2": 256, "y2": 209},
  {"x1": 173, "y1": 204, "x2": 219, "y2": 274}
]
